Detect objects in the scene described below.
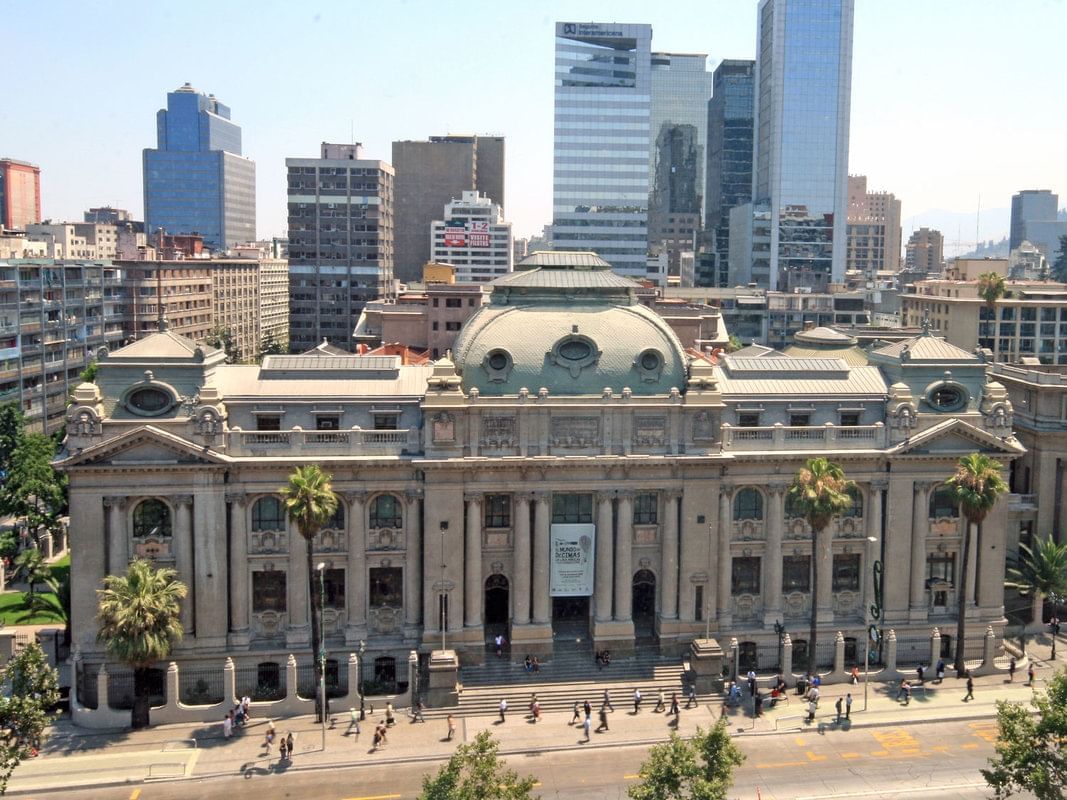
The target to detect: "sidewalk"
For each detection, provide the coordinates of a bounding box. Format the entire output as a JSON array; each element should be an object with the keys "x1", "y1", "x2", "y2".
[{"x1": 8, "y1": 642, "x2": 1063, "y2": 795}]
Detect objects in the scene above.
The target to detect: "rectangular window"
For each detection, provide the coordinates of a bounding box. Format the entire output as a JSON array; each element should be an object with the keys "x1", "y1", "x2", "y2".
[
  {"x1": 839, "y1": 412, "x2": 861, "y2": 427},
  {"x1": 316, "y1": 415, "x2": 340, "y2": 430},
  {"x1": 926, "y1": 552, "x2": 956, "y2": 584},
  {"x1": 252, "y1": 570, "x2": 286, "y2": 612},
  {"x1": 633, "y1": 492, "x2": 658, "y2": 525},
  {"x1": 731, "y1": 556, "x2": 761, "y2": 595},
  {"x1": 373, "y1": 413, "x2": 398, "y2": 430},
  {"x1": 484, "y1": 494, "x2": 511, "y2": 529},
  {"x1": 445, "y1": 298, "x2": 462, "y2": 308},
  {"x1": 369, "y1": 567, "x2": 403, "y2": 608},
  {"x1": 738, "y1": 412, "x2": 760, "y2": 427},
  {"x1": 782, "y1": 555, "x2": 811, "y2": 593},
  {"x1": 256, "y1": 415, "x2": 281, "y2": 431},
  {"x1": 552, "y1": 493, "x2": 593, "y2": 524},
  {"x1": 832, "y1": 554, "x2": 861, "y2": 592},
  {"x1": 789, "y1": 413, "x2": 810, "y2": 427},
  {"x1": 445, "y1": 321, "x2": 462, "y2": 331},
  {"x1": 431, "y1": 321, "x2": 439, "y2": 331},
  {"x1": 694, "y1": 584, "x2": 704, "y2": 622},
  {"x1": 320, "y1": 568, "x2": 345, "y2": 609}
]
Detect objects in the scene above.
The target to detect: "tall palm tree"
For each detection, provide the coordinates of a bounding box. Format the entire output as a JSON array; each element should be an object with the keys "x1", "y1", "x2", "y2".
[
  {"x1": 280, "y1": 464, "x2": 339, "y2": 722},
  {"x1": 977, "y1": 272, "x2": 1006, "y2": 309},
  {"x1": 1007, "y1": 535, "x2": 1067, "y2": 659},
  {"x1": 96, "y1": 559, "x2": 187, "y2": 728},
  {"x1": 788, "y1": 457, "x2": 854, "y2": 674},
  {"x1": 947, "y1": 453, "x2": 1008, "y2": 674}
]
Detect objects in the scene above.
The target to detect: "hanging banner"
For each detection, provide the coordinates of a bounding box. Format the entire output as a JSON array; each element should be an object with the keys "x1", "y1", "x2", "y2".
[
  {"x1": 443, "y1": 226, "x2": 466, "y2": 247},
  {"x1": 550, "y1": 523, "x2": 595, "y2": 597}
]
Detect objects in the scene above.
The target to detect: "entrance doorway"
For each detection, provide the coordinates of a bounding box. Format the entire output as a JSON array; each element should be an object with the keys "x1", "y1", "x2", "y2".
[
  {"x1": 484, "y1": 574, "x2": 510, "y2": 644},
  {"x1": 632, "y1": 569, "x2": 657, "y2": 639},
  {"x1": 552, "y1": 596, "x2": 590, "y2": 642}
]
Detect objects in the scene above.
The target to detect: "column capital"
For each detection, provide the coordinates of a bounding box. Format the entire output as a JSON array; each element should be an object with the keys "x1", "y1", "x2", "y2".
[
  {"x1": 103, "y1": 496, "x2": 127, "y2": 510},
  {"x1": 720, "y1": 482, "x2": 735, "y2": 495},
  {"x1": 663, "y1": 488, "x2": 684, "y2": 502},
  {"x1": 404, "y1": 489, "x2": 424, "y2": 503},
  {"x1": 515, "y1": 492, "x2": 532, "y2": 506},
  {"x1": 530, "y1": 490, "x2": 551, "y2": 505},
  {"x1": 914, "y1": 479, "x2": 939, "y2": 492},
  {"x1": 342, "y1": 490, "x2": 369, "y2": 505},
  {"x1": 225, "y1": 492, "x2": 246, "y2": 507},
  {"x1": 596, "y1": 490, "x2": 615, "y2": 503},
  {"x1": 615, "y1": 489, "x2": 635, "y2": 500},
  {"x1": 172, "y1": 495, "x2": 193, "y2": 508},
  {"x1": 463, "y1": 492, "x2": 483, "y2": 504},
  {"x1": 767, "y1": 483, "x2": 789, "y2": 495},
  {"x1": 869, "y1": 479, "x2": 889, "y2": 491}
]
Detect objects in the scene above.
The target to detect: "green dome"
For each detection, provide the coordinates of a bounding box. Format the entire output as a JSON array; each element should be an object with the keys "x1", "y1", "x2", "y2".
[{"x1": 452, "y1": 252, "x2": 688, "y2": 397}]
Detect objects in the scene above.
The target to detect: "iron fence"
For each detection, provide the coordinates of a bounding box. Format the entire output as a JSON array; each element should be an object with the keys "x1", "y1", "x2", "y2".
[
  {"x1": 78, "y1": 662, "x2": 100, "y2": 710},
  {"x1": 233, "y1": 663, "x2": 286, "y2": 702},
  {"x1": 894, "y1": 636, "x2": 931, "y2": 666},
  {"x1": 106, "y1": 667, "x2": 165, "y2": 710},
  {"x1": 294, "y1": 661, "x2": 347, "y2": 699},
  {"x1": 179, "y1": 666, "x2": 225, "y2": 706}
]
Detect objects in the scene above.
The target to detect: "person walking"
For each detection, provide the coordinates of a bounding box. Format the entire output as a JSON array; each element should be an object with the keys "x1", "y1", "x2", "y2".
[
  {"x1": 807, "y1": 698, "x2": 817, "y2": 723},
  {"x1": 499, "y1": 698, "x2": 507, "y2": 723},
  {"x1": 747, "y1": 669, "x2": 757, "y2": 697},
  {"x1": 372, "y1": 726, "x2": 383, "y2": 751},
  {"x1": 222, "y1": 711, "x2": 233, "y2": 739},
  {"x1": 936, "y1": 658, "x2": 946, "y2": 683},
  {"x1": 584, "y1": 698, "x2": 592, "y2": 719},
  {"x1": 263, "y1": 719, "x2": 276, "y2": 755},
  {"x1": 1008, "y1": 657, "x2": 1017, "y2": 682},
  {"x1": 754, "y1": 692, "x2": 763, "y2": 718},
  {"x1": 571, "y1": 700, "x2": 581, "y2": 725},
  {"x1": 376, "y1": 722, "x2": 388, "y2": 747},
  {"x1": 582, "y1": 714, "x2": 592, "y2": 742},
  {"x1": 495, "y1": 634, "x2": 505, "y2": 658},
  {"x1": 633, "y1": 688, "x2": 642, "y2": 713},
  {"x1": 654, "y1": 690, "x2": 665, "y2": 713},
  {"x1": 278, "y1": 734, "x2": 288, "y2": 762},
  {"x1": 964, "y1": 673, "x2": 975, "y2": 701},
  {"x1": 916, "y1": 664, "x2": 925, "y2": 685},
  {"x1": 411, "y1": 700, "x2": 426, "y2": 723},
  {"x1": 1028, "y1": 662, "x2": 1037, "y2": 686},
  {"x1": 385, "y1": 701, "x2": 396, "y2": 727},
  {"x1": 285, "y1": 731, "x2": 295, "y2": 761},
  {"x1": 446, "y1": 713, "x2": 456, "y2": 741},
  {"x1": 602, "y1": 689, "x2": 614, "y2": 712},
  {"x1": 596, "y1": 705, "x2": 609, "y2": 732},
  {"x1": 347, "y1": 707, "x2": 361, "y2": 737},
  {"x1": 685, "y1": 684, "x2": 697, "y2": 709},
  {"x1": 835, "y1": 696, "x2": 843, "y2": 723},
  {"x1": 845, "y1": 693, "x2": 853, "y2": 720},
  {"x1": 670, "y1": 692, "x2": 680, "y2": 717}
]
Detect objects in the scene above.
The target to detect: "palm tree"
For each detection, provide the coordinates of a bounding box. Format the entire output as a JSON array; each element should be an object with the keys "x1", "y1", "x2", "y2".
[
  {"x1": 946, "y1": 453, "x2": 1008, "y2": 674},
  {"x1": 280, "y1": 464, "x2": 339, "y2": 723},
  {"x1": 977, "y1": 272, "x2": 1006, "y2": 309},
  {"x1": 15, "y1": 547, "x2": 52, "y2": 599},
  {"x1": 97, "y1": 559, "x2": 187, "y2": 728},
  {"x1": 788, "y1": 458, "x2": 854, "y2": 674},
  {"x1": 1007, "y1": 535, "x2": 1067, "y2": 659}
]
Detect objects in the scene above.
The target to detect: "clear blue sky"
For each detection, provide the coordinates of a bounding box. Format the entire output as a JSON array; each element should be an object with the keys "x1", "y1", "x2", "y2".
[{"x1": 5, "y1": 0, "x2": 1065, "y2": 244}]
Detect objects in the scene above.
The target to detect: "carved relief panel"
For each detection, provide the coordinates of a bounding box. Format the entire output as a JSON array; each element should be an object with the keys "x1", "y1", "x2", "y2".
[{"x1": 550, "y1": 416, "x2": 600, "y2": 448}]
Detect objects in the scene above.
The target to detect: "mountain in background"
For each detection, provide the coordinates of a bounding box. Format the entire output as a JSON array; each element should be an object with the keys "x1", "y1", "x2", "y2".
[{"x1": 903, "y1": 206, "x2": 1009, "y2": 257}]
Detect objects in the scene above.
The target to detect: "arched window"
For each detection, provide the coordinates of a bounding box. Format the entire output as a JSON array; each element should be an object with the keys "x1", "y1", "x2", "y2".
[
  {"x1": 323, "y1": 503, "x2": 345, "y2": 530},
  {"x1": 842, "y1": 486, "x2": 864, "y2": 518},
  {"x1": 132, "y1": 499, "x2": 171, "y2": 538},
  {"x1": 784, "y1": 492, "x2": 804, "y2": 519},
  {"x1": 369, "y1": 494, "x2": 403, "y2": 529},
  {"x1": 252, "y1": 496, "x2": 285, "y2": 532},
  {"x1": 733, "y1": 488, "x2": 764, "y2": 521},
  {"x1": 929, "y1": 486, "x2": 959, "y2": 519}
]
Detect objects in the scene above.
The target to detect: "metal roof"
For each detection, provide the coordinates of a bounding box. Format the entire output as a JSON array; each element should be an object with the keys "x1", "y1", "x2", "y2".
[
  {"x1": 714, "y1": 363, "x2": 888, "y2": 396},
  {"x1": 214, "y1": 364, "x2": 433, "y2": 398},
  {"x1": 870, "y1": 335, "x2": 979, "y2": 362},
  {"x1": 516, "y1": 251, "x2": 613, "y2": 269},
  {"x1": 725, "y1": 356, "x2": 851, "y2": 373},
  {"x1": 491, "y1": 267, "x2": 639, "y2": 290},
  {"x1": 260, "y1": 355, "x2": 400, "y2": 373}
]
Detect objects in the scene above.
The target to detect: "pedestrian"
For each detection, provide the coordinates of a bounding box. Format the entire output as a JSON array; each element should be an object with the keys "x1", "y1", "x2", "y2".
[
  {"x1": 901, "y1": 680, "x2": 911, "y2": 705},
  {"x1": 372, "y1": 726, "x2": 383, "y2": 751},
  {"x1": 747, "y1": 669, "x2": 757, "y2": 697},
  {"x1": 602, "y1": 689, "x2": 614, "y2": 712},
  {"x1": 222, "y1": 711, "x2": 233, "y2": 739},
  {"x1": 845, "y1": 692, "x2": 853, "y2": 720},
  {"x1": 670, "y1": 692, "x2": 680, "y2": 717},
  {"x1": 278, "y1": 735, "x2": 288, "y2": 762},
  {"x1": 850, "y1": 665, "x2": 860, "y2": 685},
  {"x1": 385, "y1": 701, "x2": 396, "y2": 727},
  {"x1": 495, "y1": 634, "x2": 505, "y2": 658},
  {"x1": 499, "y1": 698, "x2": 507, "y2": 722},
  {"x1": 532, "y1": 655, "x2": 541, "y2": 673},
  {"x1": 754, "y1": 692, "x2": 763, "y2": 718},
  {"x1": 633, "y1": 688, "x2": 642, "y2": 713},
  {"x1": 936, "y1": 658, "x2": 946, "y2": 683},
  {"x1": 584, "y1": 699, "x2": 592, "y2": 719},
  {"x1": 285, "y1": 731, "x2": 294, "y2": 761},
  {"x1": 412, "y1": 699, "x2": 427, "y2": 722},
  {"x1": 347, "y1": 707, "x2": 361, "y2": 737},
  {"x1": 916, "y1": 664, "x2": 925, "y2": 684},
  {"x1": 263, "y1": 719, "x2": 276, "y2": 754},
  {"x1": 376, "y1": 722, "x2": 388, "y2": 747},
  {"x1": 241, "y1": 695, "x2": 252, "y2": 722},
  {"x1": 835, "y1": 696, "x2": 843, "y2": 723},
  {"x1": 596, "y1": 705, "x2": 609, "y2": 732},
  {"x1": 571, "y1": 700, "x2": 581, "y2": 725},
  {"x1": 807, "y1": 699, "x2": 817, "y2": 723},
  {"x1": 1008, "y1": 657, "x2": 1017, "y2": 682},
  {"x1": 1028, "y1": 662, "x2": 1036, "y2": 686},
  {"x1": 964, "y1": 673, "x2": 975, "y2": 701},
  {"x1": 233, "y1": 702, "x2": 245, "y2": 727},
  {"x1": 654, "y1": 690, "x2": 665, "y2": 713},
  {"x1": 582, "y1": 714, "x2": 592, "y2": 741},
  {"x1": 446, "y1": 713, "x2": 456, "y2": 741},
  {"x1": 531, "y1": 696, "x2": 541, "y2": 723},
  {"x1": 685, "y1": 684, "x2": 697, "y2": 709}
]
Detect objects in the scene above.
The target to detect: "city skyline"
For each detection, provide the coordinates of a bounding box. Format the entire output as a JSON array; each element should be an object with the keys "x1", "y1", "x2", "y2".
[{"x1": 5, "y1": 0, "x2": 1065, "y2": 247}]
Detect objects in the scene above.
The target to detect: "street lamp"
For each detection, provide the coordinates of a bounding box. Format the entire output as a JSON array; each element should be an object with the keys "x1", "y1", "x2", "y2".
[
  {"x1": 316, "y1": 562, "x2": 327, "y2": 750},
  {"x1": 864, "y1": 536, "x2": 883, "y2": 712},
  {"x1": 774, "y1": 620, "x2": 785, "y2": 672},
  {"x1": 358, "y1": 639, "x2": 367, "y2": 721}
]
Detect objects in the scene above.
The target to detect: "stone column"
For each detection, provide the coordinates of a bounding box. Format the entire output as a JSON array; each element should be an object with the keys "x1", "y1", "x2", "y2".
[
  {"x1": 464, "y1": 493, "x2": 483, "y2": 627},
  {"x1": 513, "y1": 494, "x2": 531, "y2": 625},
  {"x1": 661, "y1": 491, "x2": 680, "y2": 620},
  {"x1": 763, "y1": 484, "x2": 785, "y2": 625},
  {"x1": 345, "y1": 492, "x2": 367, "y2": 644},
  {"x1": 910, "y1": 482, "x2": 931, "y2": 616},
  {"x1": 717, "y1": 486, "x2": 733, "y2": 625},
  {"x1": 532, "y1": 493, "x2": 551, "y2": 625},
  {"x1": 966, "y1": 522, "x2": 979, "y2": 608},
  {"x1": 287, "y1": 512, "x2": 310, "y2": 647},
  {"x1": 173, "y1": 495, "x2": 194, "y2": 636},
  {"x1": 815, "y1": 519, "x2": 835, "y2": 622},
  {"x1": 614, "y1": 492, "x2": 634, "y2": 622},
  {"x1": 405, "y1": 491, "x2": 423, "y2": 628},
  {"x1": 103, "y1": 496, "x2": 127, "y2": 577},
  {"x1": 595, "y1": 492, "x2": 614, "y2": 623},
  {"x1": 227, "y1": 493, "x2": 250, "y2": 647}
]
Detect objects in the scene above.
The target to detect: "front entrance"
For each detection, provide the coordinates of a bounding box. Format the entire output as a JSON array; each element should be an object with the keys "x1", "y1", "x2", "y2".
[
  {"x1": 552, "y1": 596, "x2": 590, "y2": 642},
  {"x1": 633, "y1": 569, "x2": 657, "y2": 639},
  {"x1": 484, "y1": 575, "x2": 510, "y2": 645}
]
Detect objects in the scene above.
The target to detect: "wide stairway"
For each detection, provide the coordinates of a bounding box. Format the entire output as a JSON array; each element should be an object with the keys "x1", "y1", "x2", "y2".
[{"x1": 422, "y1": 640, "x2": 706, "y2": 718}]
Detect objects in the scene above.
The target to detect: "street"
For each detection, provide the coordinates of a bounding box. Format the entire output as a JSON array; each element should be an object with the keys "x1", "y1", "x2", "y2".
[{"x1": 30, "y1": 719, "x2": 1000, "y2": 800}]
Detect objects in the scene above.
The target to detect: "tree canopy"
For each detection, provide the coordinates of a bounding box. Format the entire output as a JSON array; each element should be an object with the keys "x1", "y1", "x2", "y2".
[
  {"x1": 977, "y1": 271, "x2": 1006, "y2": 308},
  {"x1": 628, "y1": 721, "x2": 746, "y2": 800},
  {"x1": 1052, "y1": 235, "x2": 1067, "y2": 283},
  {"x1": 0, "y1": 432, "x2": 66, "y2": 548},
  {"x1": 420, "y1": 730, "x2": 539, "y2": 800},
  {"x1": 0, "y1": 640, "x2": 61, "y2": 794}
]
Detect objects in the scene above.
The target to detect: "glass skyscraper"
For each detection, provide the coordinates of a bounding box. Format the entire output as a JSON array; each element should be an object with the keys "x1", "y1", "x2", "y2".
[
  {"x1": 552, "y1": 22, "x2": 652, "y2": 279},
  {"x1": 753, "y1": 0, "x2": 854, "y2": 291},
  {"x1": 143, "y1": 84, "x2": 256, "y2": 250}
]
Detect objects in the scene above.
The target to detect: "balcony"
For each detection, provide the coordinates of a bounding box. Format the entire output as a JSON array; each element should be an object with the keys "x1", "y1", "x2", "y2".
[
  {"x1": 1008, "y1": 493, "x2": 1038, "y2": 511},
  {"x1": 721, "y1": 422, "x2": 886, "y2": 452},
  {"x1": 227, "y1": 428, "x2": 414, "y2": 458}
]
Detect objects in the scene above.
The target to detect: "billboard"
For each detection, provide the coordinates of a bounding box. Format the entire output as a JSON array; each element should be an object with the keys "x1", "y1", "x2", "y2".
[
  {"x1": 443, "y1": 226, "x2": 466, "y2": 247},
  {"x1": 468, "y1": 221, "x2": 490, "y2": 248},
  {"x1": 550, "y1": 524, "x2": 595, "y2": 597}
]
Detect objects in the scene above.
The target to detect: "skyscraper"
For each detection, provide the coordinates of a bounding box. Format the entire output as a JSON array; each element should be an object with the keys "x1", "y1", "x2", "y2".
[
  {"x1": 905, "y1": 227, "x2": 944, "y2": 274},
  {"x1": 1010, "y1": 190, "x2": 1058, "y2": 251},
  {"x1": 391, "y1": 135, "x2": 505, "y2": 284},
  {"x1": 286, "y1": 143, "x2": 394, "y2": 352},
  {"x1": 552, "y1": 22, "x2": 652, "y2": 279},
  {"x1": 753, "y1": 0, "x2": 855, "y2": 291},
  {"x1": 0, "y1": 159, "x2": 41, "y2": 231},
  {"x1": 143, "y1": 84, "x2": 256, "y2": 249},
  {"x1": 846, "y1": 175, "x2": 902, "y2": 276}
]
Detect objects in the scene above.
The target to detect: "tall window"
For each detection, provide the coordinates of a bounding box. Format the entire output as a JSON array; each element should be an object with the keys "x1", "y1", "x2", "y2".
[
  {"x1": 832, "y1": 554, "x2": 861, "y2": 592},
  {"x1": 132, "y1": 499, "x2": 171, "y2": 538},
  {"x1": 552, "y1": 493, "x2": 593, "y2": 524},
  {"x1": 369, "y1": 567, "x2": 402, "y2": 608},
  {"x1": 252, "y1": 496, "x2": 285, "y2": 531},
  {"x1": 733, "y1": 488, "x2": 764, "y2": 521},
  {"x1": 323, "y1": 503, "x2": 345, "y2": 530},
  {"x1": 782, "y1": 555, "x2": 811, "y2": 593},
  {"x1": 926, "y1": 552, "x2": 956, "y2": 584},
  {"x1": 731, "y1": 556, "x2": 761, "y2": 595},
  {"x1": 929, "y1": 486, "x2": 959, "y2": 519},
  {"x1": 252, "y1": 570, "x2": 286, "y2": 612},
  {"x1": 484, "y1": 494, "x2": 511, "y2": 529},
  {"x1": 842, "y1": 486, "x2": 863, "y2": 518},
  {"x1": 633, "y1": 492, "x2": 658, "y2": 525},
  {"x1": 320, "y1": 568, "x2": 345, "y2": 609},
  {"x1": 369, "y1": 494, "x2": 402, "y2": 529}
]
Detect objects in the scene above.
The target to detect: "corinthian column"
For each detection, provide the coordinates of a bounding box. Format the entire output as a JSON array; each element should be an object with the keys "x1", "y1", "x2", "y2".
[
  {"x1": 614, "y1": 492, "x2": 633, "y2": 622},
  {"x1": 661, "y1": 491, "x2": 680, "y2": 620},
  {"x1": 226, "y1": 493, "x2": 250, "y2": 647},
  {"x1": 173, "y1": 495, "x2": 194, "y2": 636},
  {"x1": 345, "y1": 492, "x2": 367, "y2": 644},
  {"x1": 464, "y1": 493, "x2": 483, "y2": 627},
  {"x1": 513, "y1": 494, "x2": 532, "y2": 625},
  {"x1": 405, "y1": 491, "x2": 423, "y2": 628},
  {"x1": 595, "y1": 492, "x2": 614, "y2": 623},
  {"x1": 103, "y1": 496, "x2": 127, "y2": 577},
  {"x1": 532, "y1": 493, "x2": 551, "y2": 625},
  {"x1": 717, "y1": 486, "x2": 733, "y2": 626},
  {"x1": 910, "y1": 481, "x2": 931, "y2": 616},
  {"x1": 763, "y1": 484, "x2": 785, "y2": 625}
]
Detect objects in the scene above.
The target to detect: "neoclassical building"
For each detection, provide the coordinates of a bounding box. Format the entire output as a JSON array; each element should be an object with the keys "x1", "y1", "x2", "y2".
[{"x1": 60, "y1": 253, "x2": 1023, "y2": 682}]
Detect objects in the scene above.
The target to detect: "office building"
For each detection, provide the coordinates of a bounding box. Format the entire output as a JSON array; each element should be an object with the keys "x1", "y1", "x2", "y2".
[
  {"x1": 905, "y1": 227, "x2": 944, "y2": 273},
  {"x1": 1010, "y1": 190, "x2": 1059, "y2": 251},
  {"x1": 286, "y1": 142, "x2": 395, "y2": 353},
  {"x1": 205, "y1": 253, "x2": 290, "y2": 362},
  {"x1": 846, "y1": 175, "x2": 902, "y2": 277},
  {"x1": 753, "y1": 0, "x2": 855, "y2": 291},
  {"x1": 84, "y1": 207, "x2": 138, "y2": 227},
  {"x1": 430, "y1": 191, "x2": 513, "y2": 282},
  {"x1": 143, "y1": 84, "x2": 256, "y2": 250},
  {"x1": 392, "y1": 135, "x2": 505, "y2": 283},
  {"x1": 552, "y1": 22, "x2": 653, "y2": 279},
  {"x1": 0, "y1": 159, "x2": 41, "y2": 231},
  {"x1": 703, "y1": 60, "x2": 755, "y2": 287}
]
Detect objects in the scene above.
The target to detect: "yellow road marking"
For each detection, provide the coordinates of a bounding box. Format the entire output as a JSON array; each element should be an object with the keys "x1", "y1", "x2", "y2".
[
  {"x1": 806, "y1": 751, "x2": 827, "y2": 762},
  {"x1": 624, "y1": 774, "x2": 640, "y2": 780},
  {"x1": 870, "y1": 750, "x2": 889, "y2": 756},
  {"x1": 794, "y1": 736, "x2": 806, "y2": 746},
  {"x1": 130, "y1": 791, "x2": 141, "y2": 800},
  {"x1": 961, "y1": 742, "x2": 980, "y2": 750},
  {"x1": 841, "y1": 752, "x2": 861, "y2": 760},
  {"x1": 931, "y1": 745, "x2": 950, "y2": 753},
  {"x1": 754, "y1": 760, "x2": 809, "y2": 769}
]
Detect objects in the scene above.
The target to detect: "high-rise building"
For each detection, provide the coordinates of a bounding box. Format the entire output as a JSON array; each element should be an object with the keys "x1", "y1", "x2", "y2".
[
  {"x1": 552, "y1": 22, "x2": 653, "y2": 279},
  {"x1": 648, "y1": 52, "x2": 713, "y2": 273},
  {"x1": 0, "y1": 159, "x2": 41, "y2": 231},
  {"x1": 392, "y1": 135, "x2": 505, "y2": 284},
  {"x1": 286, "y1": 142, "x2": 395, "y2": 352},
  {"x1": 846, "y1": 175, "x2": 902, "y2": 277},
  {"x1": 430, "y1": 191, "x2": 513, "y2": 283},
  {"x1": 753, "y1": 0, "x2": 855, "y2": 292},
  {"x1": 142, "y1": 84, "x2": 256, "y2": 250},
  {"x1": 703, "y1": 59, "x2": 755, "y2": 287},
  {"x1": 905, "y1": 227, "x2": 944, "y2": 273},
  {"x1": 1009, "y1": 189, "x2": 1067, "y2": 265}
]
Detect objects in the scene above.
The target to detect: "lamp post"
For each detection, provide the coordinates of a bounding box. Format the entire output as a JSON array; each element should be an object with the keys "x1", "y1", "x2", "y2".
[
  {"x1": 316, "y1": 562, "x2": 327, "y2": 750},
  {"x1": 358, "y1": 639, "x2": 366, "y2": 721},
  {"x1": 774, "y1": 620, "x2": 785, "y2": 672},
  {"x1": 864, "y1": 536, "x2": 882, "y2": 712}
]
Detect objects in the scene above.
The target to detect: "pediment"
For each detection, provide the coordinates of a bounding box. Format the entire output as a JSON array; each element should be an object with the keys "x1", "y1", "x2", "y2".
[
  {"x1": 889, "y1": 417, "x2": 1024, "y2": 458},
  {"x1": 58, "y1": 425, "x2": 231, "y2": 468}
]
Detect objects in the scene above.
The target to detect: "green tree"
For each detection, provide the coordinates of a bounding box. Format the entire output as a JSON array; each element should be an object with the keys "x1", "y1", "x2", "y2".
[
  {"x1": 788, "y1": 457, "x2": 854, "y2": 674},
  {"x1": 0, "y1": 531, "x2": 18, "y2": 562},
  {"x1": 0, "y1": 402, "x2": 24, "y2": 470},
  {"x1": 977, "y1": 271, "x2": 1006, "y2": 308},
  {"x1": 257, "y1": 331, "x2": 286, "y2": 361},
  {"x1": 726, "y1": 334, "x2": 743, "y2": 353},
  {"x1": 982, "y1": 668, "x2": 1067, "y2": 800},
  {"x1": 0, "y1": 640, "x2": 61, "y2": 794},
  {"x1": 96, "y1": 559, "x2": 187, "y2": 728},
  {"x1": 280, "y1": 464, "x2": 338, "y2": 723},
  {"x1": 14, "y1": 548, "x2": 51, "y2": 599},
  {"x1": 1051, "y1": 234, "x2": 1067, "y2": 283},
  {"x1": 420, "y1": 730, "x2": 539, "y2": 800},
  {"x1": 947, "y1": 453, "x2": 1009, "y2": 673},
  {"x1": 78, "y1": 361, "x2": 98, "y2": 384},
  {"x1": 205, "y1": 326, "x2": 240, "y2": 364},
  {"x1": 628, "y1": 721, "x2": 746, "y2": 800},
  {"x1": 1007, "y1": 535, "x2": 1067, "y2": 659},
  {"x1": 0, "y1": 433, "x2": 67, "y2": 548}
]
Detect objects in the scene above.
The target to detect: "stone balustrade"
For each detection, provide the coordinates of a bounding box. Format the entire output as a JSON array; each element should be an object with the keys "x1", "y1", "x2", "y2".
[{"x1": 722, "y1": 422, "x2": 886, "y2": 452}]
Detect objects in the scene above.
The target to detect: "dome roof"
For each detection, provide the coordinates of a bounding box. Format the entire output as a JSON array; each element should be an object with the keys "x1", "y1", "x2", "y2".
[{"x1": 793, "y1": 326, "x2": 857, "y2": 345}]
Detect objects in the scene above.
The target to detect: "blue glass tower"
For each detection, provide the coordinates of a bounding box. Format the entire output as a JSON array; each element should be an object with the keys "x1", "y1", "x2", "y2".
[{"x1": 143, "y1": 84, "x2": 256, "y2": 249}]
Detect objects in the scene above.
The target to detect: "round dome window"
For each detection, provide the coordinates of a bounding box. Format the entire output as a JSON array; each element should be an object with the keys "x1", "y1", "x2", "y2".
[
  {"x1": 559, "y1": 340, "x2": 592, "y2": 361},
  {"x1": 926, "y1": 382, "x2": 967, "y2": 412},
  {"x1": 481, "y1": 349, "x2": 513, "y2": 382},
  {"x1": 634, "y1": 348, "x2": 665, "y2": 382},
  {"x1": 127, "y1": 386, "x2": 174, "y2": 416},
  {"x1": 549, "y1": 335, "x2": 600, "y2": 378},
  {"x1": 640, "y1": 351, "x2": 660, "y2": 371}
]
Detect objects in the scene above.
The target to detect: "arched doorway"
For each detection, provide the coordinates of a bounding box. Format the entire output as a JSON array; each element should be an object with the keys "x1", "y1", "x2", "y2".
[
  {"x1": 632, "y1": 569, "x2": 657, "y2": 639},
  {"x1": 484, "y1": 574, "x2": 510, "y2": 644}
]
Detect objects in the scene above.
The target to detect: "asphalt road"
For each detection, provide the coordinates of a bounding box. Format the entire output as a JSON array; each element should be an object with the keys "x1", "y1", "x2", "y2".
[{"x1": 29, "y1": 719, "x2": 1001, "y2": 800}]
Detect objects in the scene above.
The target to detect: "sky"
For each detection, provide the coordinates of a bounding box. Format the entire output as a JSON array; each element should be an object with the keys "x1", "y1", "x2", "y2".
[{"x1": 4, "y1": 0, "x2": 1066, "y2": 247}]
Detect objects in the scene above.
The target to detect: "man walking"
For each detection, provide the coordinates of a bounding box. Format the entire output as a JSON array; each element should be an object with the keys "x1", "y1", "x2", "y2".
[
  {"x1": 670, "y1": 692, "x2": 680, "y2": 717},
  {"x1": 633, "y1": 688, "x2": 642, "y2": 714},
  {"x1": 747, "y1": 669, "x2": 757, "y2": 697},
  {"x1": 685, "y1": 684, "x2": 697, "y2": 709},
  {"x1": 602, "y1": 689, "x2": 614, "y2": 712},
  {"x1": 654, "y1": 690, "x2": 665, "y2": 713},
  {"x1": 1028, "y1": 662, "x2": 1037, "y2": 686},
  {"x1": 499, "y1": 698, "x2": 507, "y2": 722},
  {"x1": 584, "y1": 698, "x2": 592, "y2": 720},
  {"x1": 845, "y1": 692, "x2": 853, "y2": 720},
  {"x1": 835, "y1": 696, "x2": 843, "y2": 723},
  {"x1": 446, "y1": 713, "x2": 456, "y2": 741},
  {"x1": 347, "y1": 707, "x2": 361, "y2": 737},
  {"x1": 596, "y1": 705, "x2": 610, "y2": 732},
  {"x1": 582, "y1": 714, "x2": 592, "y2": 742},
  {"x1": 571, "y1": 700, "x2": 581, "y2": 725},
  {"x1": 1008, "y1": 657, "x2": 1016, "y2": 682},
  {"x1": 964, "y1": 672, "x2": 975, "y2": 701}
]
